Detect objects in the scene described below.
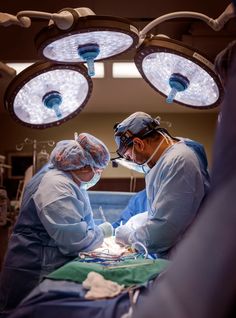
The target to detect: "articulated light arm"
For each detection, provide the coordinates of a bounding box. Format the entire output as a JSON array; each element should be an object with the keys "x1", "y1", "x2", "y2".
[
  {"x1": 0, "y1": 8, "x2": 95, "y2": 30},
  {"x1": 212, "y1": 3, "x2": 236, "y2": 31},
  {"x1": 0, "y1": 62, "x2": 16, "y2": 78},
  {"x1": 139, "y1": 3, "x2": 236, "y2": 45},
  {"x1": 0, "y1": 12, "x2": 30, "y2": 27},
  {"x1": 17, "y1": 7, "x2": 95, "y2": 30}
]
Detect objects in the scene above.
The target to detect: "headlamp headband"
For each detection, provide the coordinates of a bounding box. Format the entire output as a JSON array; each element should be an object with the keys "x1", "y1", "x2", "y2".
[{"x1": 114, "y1": 118, "x2": 161, "y2": 156}]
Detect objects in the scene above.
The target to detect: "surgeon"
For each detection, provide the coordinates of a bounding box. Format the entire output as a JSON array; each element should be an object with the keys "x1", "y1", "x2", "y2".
[
  {"x1": 0, "y1": 133, "x2": 112, "y2": 312},
  {"x1": 113, "y1": 112, "x2": 210, "y2": 258}
]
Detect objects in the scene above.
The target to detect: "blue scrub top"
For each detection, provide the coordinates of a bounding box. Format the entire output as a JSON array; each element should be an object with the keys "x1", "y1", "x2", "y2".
[
  {"x1": 0, "y1": 164, "x2": 103, "y2": 312},
  {"x1": 129, "y1": 139, "x2": 210, "y2": 257}
]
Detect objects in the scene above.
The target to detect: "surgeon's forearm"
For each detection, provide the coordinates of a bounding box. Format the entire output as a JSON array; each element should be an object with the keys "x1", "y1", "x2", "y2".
[{"x1": 129, "y1": 220, "x2": 180, "y2": 254}]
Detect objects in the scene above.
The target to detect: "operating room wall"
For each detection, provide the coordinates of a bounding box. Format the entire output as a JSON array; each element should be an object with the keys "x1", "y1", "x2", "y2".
[{"x1": 0, "y1": 112, "x2": 217, "y2": 178}]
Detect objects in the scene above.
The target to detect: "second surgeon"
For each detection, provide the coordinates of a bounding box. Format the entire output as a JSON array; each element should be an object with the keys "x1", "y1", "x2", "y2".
[
  {"x1": 114, "y1": 112, "x2": 210, "y2": 258},
  {"x1": 0, "y1": 133, "x2": 111, "y2": 312}
]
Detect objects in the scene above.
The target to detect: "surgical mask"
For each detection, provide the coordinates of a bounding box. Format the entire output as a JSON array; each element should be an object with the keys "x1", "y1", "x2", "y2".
[
  {"x1": 71, "y1": 167, "x2": 101, "y2": 190},
  {"x1": 113, "y1": 158, "x2": 147, "y2": 174}
]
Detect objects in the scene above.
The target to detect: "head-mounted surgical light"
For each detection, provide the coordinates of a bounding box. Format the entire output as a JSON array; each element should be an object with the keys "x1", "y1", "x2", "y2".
[
  {"x1": 4, "y1": 61, "x2": 93, "y2": 129},
  {"x1": 114, "y1": 117, "x2": 161, "y2": 157}
]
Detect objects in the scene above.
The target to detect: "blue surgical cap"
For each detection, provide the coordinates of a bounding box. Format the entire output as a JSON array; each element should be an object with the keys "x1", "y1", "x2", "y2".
[
  {"x1": 50, "y1": 133, "x2": 110, "y2": 171},
  {"x1": 114, "y1": 112, "x2": 160, "y2": 151}
]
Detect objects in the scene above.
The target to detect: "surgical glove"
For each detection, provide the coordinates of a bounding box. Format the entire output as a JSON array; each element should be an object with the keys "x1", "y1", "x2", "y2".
[
  {"x1": 115, "y1": 213, "x2": 148, "y2": 246},
  {"x1": 99, "y1": 222, "x2": 113, "y2": 238},
  {"x1": 127, "y1": 211, "x2": 148, "y2": 227},
  {"x1": 115, "y1": 224, "x2": 132, "y2": 246}
]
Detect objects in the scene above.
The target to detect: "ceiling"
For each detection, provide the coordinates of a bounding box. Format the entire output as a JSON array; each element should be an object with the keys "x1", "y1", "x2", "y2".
[{"x1": 0, "y1": 0, "x2": 235, "y2": 115}]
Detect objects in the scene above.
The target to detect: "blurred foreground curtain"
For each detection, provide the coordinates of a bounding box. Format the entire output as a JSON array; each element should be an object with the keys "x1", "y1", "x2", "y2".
[{"x1": 133, "y1": 49, "x2": 236, "y2": 318}]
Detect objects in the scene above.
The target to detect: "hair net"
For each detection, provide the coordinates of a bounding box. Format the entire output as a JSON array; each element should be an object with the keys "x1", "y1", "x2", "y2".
[
  {"x1": 215, "y1": 40, "x2": 236, "y2": 83},
  {"x1": 76, "y1": 133, "x2": 110, "y2": 169},
  {"x1": 114, "y1": 112, "x2": 160, "y2": 153},
  {"x1": 50, "y1": 133, "x2": 110, "y2": 171}
]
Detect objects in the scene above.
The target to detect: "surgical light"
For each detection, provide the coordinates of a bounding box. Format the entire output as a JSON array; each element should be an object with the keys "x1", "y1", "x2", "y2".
[
  {"x1": 135, "y1": 37, "x2": 224, "y2": 109},
  {"x1": 4, "y1": 61, "x2": 92, "y2": 129},
  {"x1": 0, "y1": 2, "x2": 235, "y2": 122},
  {"x1": 7, "y1": 62, "x2": 105, "y2": 78},
  {"x1": 15, "y1": 8, "x2": 139, "y2": 76},
  {"x1": 133, "y1": 4, "x2": 235, "y2": 109}
]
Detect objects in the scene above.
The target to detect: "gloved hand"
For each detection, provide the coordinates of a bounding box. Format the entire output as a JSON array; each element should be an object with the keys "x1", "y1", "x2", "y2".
[
  {"x1": 115, "y1": 212, "x2": 148, "y2": 246},
  {"x1": 98, "y1": 222, "x2": 113, "y2": 238},
  {"x1": 115, "y1": 224, "x2": 132, "y2": 246}
]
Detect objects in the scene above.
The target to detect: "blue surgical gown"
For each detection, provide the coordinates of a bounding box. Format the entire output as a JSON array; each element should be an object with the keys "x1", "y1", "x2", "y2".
[
  {"x1": 0, "y1": 165, "x2": 103, "y2": 312},
  {"x1": 112, "y1": 189, "x2": 147, "y2": 228},
  {"x1": 129, "y1": 139, "x2": 210, "y2": 257}
]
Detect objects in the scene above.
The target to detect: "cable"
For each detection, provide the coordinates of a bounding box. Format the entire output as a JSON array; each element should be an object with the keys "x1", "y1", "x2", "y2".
[{"x1": 131, "y1": 241, "x2": 148, "y2": 258}]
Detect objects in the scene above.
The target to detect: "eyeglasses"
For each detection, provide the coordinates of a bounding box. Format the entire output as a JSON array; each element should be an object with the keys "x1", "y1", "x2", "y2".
[{"x1": 116, "y1": 141, "x2": 134, "y2": 158}]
